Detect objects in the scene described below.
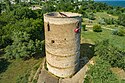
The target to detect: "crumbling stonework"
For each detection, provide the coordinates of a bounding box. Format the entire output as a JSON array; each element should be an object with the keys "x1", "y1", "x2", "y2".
[{"x1": 44, "y1": 12, "x2": 82, "y2": 78}]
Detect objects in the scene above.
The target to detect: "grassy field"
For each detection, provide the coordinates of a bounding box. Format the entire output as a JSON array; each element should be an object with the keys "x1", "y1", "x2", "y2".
[
  {"x1": 82, "y1": 12, "x2": 125, "y2": 50},
  {"x1": 83, "y1": 12, "x2": 120, "y2": 29},
  {"x1": 0, "y1": 57, "x2": 43, "y2": 83},
  {"x1": 95, "y1": 12, "x2": 118, "y2": 19},
  {"x1": 81, "y1": 29, "x2": 125, "y2": 50}
]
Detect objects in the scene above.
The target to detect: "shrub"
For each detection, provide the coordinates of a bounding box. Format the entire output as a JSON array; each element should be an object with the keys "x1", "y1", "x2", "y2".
[
  {"x1": 98, "y1": 18, "x2": 106, "y2": 25},
  {"x1": 112, "y1": 29, "x2": 118, "y2": 35},
  {"x1": 93, "y1": 24, "x2": 102, "y2": 32},
  {"x1": 118, "y1": 14, "x2": 125, "y2": 26},
  {"x1": 82, "y1": 24, "x2": 87, "y2": 31},
  {"x1": 4, "y1": 31, "x2": 44, "y2": 60},
  {"x1": 112, "y1": 28, "x2": 125, "y2": 36},
  {"x1": 117, "y1": 29, "x2": 125, "y2": 36},
  {"x1": 84, "y1": 57, "x2": 119, "y2": 83},
  {"x1": 88, "y1": 13, "x2": 96, "y2": 20},
  {"x1": 94, "y1": 39, "x2": 125, "y2": 70}
]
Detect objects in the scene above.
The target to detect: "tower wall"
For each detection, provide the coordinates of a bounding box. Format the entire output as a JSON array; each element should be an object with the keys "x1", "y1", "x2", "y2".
[{"x1": 44, "y1": 12, "x2": 82, "y2": 77}]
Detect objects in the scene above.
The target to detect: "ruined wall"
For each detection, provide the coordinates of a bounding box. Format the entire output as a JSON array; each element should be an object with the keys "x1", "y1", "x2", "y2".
[{"x1": 44, "y1": 12, "x2": 82, "y2": 78}]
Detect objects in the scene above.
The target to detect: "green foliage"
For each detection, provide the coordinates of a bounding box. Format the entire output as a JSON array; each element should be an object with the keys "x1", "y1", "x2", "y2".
[
  {"x1": 112, "y1": 29, "x2": 118, "y2": 35},
  {"x1": 0, "y1": 18, "x2": 44, "y2": 48},
  {"x1": 0, "y1": 4, "x2": 2, "y2": 13},
  {"x1": 112, "y1": 28, "x2": 125, "y2": 36},
  {"x1": 94, "y1": 39, "x2": 125, "y2": 70},
  {"x1": 107, "y1": 9, "x2": 122, "y2": 16},
  {"x1": 103, "y1": 18, "x2": 118, "y2": 25},
  {"x1": 15, "y1": 0, "x2": 20, "y2": 4},
  {"x1": 84, "y1": 57, "x2": 119, "y2": 83},
  {"x1": 98, "y1": 18, "x2": 106, "y2": 25},
  {"x1": 56, "y1": 0, "x2": 74, "y2": 12},
  {"x1": 88, "y1": 13, "x2": 96, "y2": 20},
  {"x1": 13, "y1": 7, "x2": 37, "y2": 20},
  {"x1": 93, "y1": 24, "x2": 102, "y2": 32},
  {"x1": 0, "y1": 58, "x2": 10, "y2": 73},
  {"x1": 0, "y1": 4, "x2": 44, "y2": 58},
  {"x1": 117, "y1": 28, "x2": 125, "y2": 36},
  {"x1": 16, "y1": 70, "x2": 30, "y2": 83},
  {"x1": 4, "y1": 31, "x2": 44, "y2": 59},
  {"x1": 82, "y1": 24, "x2": 86, "y2": 31},
  {"x1": 0, "y1": 11, "x2": 16, "y2": 24},
  {"x1": 5, "y1": 31, "x2": 34, "y2": 59},
  {"x1": 5, "y1": 0, "x2": 11, "y2": 11},
  {"x1": 118, "y1": 14, "x2": 125, "y2": 26}
]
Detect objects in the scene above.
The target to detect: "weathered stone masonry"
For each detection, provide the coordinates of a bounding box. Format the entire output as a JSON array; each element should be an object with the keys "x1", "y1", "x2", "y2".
[{"x1": 44, "y1": 12, "x2": 82, "y2": 78}]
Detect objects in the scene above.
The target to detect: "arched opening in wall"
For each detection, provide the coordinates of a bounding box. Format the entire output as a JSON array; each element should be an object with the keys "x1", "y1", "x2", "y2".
[
  {"x1": 51, "y1": 40, "x2": 55, "y2": 43},
  {"x1": 47, "y1": 23, "x2": 50, "y2": 31}
]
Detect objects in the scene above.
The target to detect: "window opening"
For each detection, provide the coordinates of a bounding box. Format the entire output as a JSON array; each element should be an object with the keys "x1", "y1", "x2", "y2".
[
  {"x1": 51, "y1": 40, "x2": 55, "y2": 43},
  {"x1": 47, "y1": 23, "x2": 50, "y2": 31}
]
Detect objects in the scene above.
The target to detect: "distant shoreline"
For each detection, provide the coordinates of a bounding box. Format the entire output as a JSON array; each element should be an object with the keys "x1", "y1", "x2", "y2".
[{"x1": 95, "y1": 1, "x2": 125, "y2": 7}]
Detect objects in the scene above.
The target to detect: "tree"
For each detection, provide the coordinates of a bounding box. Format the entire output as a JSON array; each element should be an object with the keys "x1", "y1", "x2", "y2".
[
  {"x1": 118, "y1": 14, "x2": 125, "y2": 26},
  {"x1": 93, "y1": 24, "x2": 102, "y2": 32},
  {"x1": 88, "y1": 13, "x2": 95, "y2": 20},
  {"x1": 15, "y1": 0, "x2": 20, "y2": 4},
  {"x1": 5, "y1": 31, "x2": 34, "y2": 59},
  {"x1": 94, "y1": 39, "x2": 125, "y2": 70},
  {"x1": 0, "y1": 3, "x2": 2, "y2": 13},
  {"x1": 13, "y1": 7, "x2": 37, "y2": 20},
  {"x1": 4, "y1": 31, "x2": 44, "y2": 59},
  {"x1": 5, "y1": 0, "x2": 11, "y2": 12},
  {"x1": 84, "y1": 57, "x2": 120, "y2": 83}
]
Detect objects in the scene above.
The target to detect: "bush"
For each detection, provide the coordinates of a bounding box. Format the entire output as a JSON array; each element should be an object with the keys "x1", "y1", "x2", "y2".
[
  {"x1": 112, "y1": 29, "x2": 118, "y2": 35},
  {"x1": 98, "y1": 18, "x2": 106, "y2": 25},
  {"x1": 84, "y1": 57, "x2": 119, "y2": 83},
  {"x1": 117, "y1": 29, "x2": 125, "y2": 36},
  {"x1": 118, "y1": 14, "x2": 125, "y2": 26},
  {"x1": 112, "y1": 28, "x2": 125, "y2": 36},
  {"x1": 94, "y1": 39, "x2": 125, "y2": 70},
  {"x1": 82, "y1": 24, "x2": 87, "y2": 31},
  {"x1": 93, "y1": 24, "x2": 102, "y2": 32},
  {"x1": 4, "y1": 31, "x2": 44, "y2": 60}
]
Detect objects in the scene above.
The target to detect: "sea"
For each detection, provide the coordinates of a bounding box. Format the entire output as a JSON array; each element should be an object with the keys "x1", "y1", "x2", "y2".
[{"x1": 95, "y1": 1, "x2": 125, "y2": 7}]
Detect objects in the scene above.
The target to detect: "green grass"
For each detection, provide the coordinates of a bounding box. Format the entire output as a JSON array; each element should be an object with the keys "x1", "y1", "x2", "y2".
[
  {"x1": 95, "y1": 12, "x2": 118, "y2": 19},
  {"x1": 83, "y1": 12, "x2": 119, "y2": 28},
  {"x1": 81, "y1": 29, "x2": 125, "y2": 50},
  {"x1": 82, "y1": 12, "x2": 125, "y2": 45},
  {"x1": 0, "y1": 58, "x2": 43, "y2": 83}
]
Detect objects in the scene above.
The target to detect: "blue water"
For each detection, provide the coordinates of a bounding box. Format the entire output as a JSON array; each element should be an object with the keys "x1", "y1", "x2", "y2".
[{"x1": 95, "y1": 1, "x2": 125, "y2": 7}]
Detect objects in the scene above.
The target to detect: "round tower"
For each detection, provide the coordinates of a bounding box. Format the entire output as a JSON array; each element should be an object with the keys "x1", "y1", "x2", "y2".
[{"x1": 44, "y1": 12, "x2": 82, "y2": 78}]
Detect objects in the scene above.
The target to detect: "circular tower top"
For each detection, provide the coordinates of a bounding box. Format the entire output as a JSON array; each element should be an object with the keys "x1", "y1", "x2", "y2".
[{"x1": 44, "y1": 12, "x2": 82, "y2": 24}]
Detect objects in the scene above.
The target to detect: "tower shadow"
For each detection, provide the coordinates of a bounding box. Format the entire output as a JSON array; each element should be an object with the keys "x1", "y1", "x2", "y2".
[
  {"x1": 78, "y1": 43, "x2": 95, "y2": 70},
  {"x1": 0, "y1": 58, "x2": 11, "y2": 74}
]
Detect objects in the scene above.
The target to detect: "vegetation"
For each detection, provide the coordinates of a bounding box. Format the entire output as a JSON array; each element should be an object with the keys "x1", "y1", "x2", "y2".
[
  {"x1": 112, "y1": 28, "x2": 125, "y2": 36},
  {"x1": 0, "y1": 0, "x2": 125, "y2": 83},
  {"x1": 95, "y1": 39, "x2": 125, "y2": 70},
  {"x1": 93, "y1": 24, "x2": 102, "y2": 32},
  {"x1": 0, "y1": 58, "x2": 42, "y2": 83},
  {"x1": 118, "y1": 14, "x2": 125, "y2": 26},
  {"x1": 84, "y1": 57, "x2": 120, "y2": 83},
  {"x1": 16, "y1": 70, "x2": 30, "y2": 83}
]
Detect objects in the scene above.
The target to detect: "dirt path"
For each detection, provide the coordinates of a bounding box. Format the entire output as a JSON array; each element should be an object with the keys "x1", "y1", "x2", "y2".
[{"x1": 102, "y1": 27, "x2": 114, "y2": 31}]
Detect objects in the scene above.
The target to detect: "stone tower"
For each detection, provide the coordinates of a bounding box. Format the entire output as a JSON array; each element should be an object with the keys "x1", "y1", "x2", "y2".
[{"x1": 44, "y1": 12, "x2": 82, "y2": 78}]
